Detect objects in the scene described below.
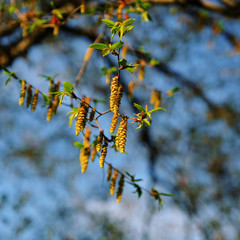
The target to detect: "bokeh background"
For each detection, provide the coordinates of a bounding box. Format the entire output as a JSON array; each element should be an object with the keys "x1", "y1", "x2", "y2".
[{"x1": 0, "y1": 1, "x2": 240, "y2": 239}]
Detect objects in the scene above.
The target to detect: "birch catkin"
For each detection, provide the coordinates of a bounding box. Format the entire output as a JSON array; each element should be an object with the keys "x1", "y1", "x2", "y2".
[
  {"x1": 110, "y1": 76, "x2": 119, "y2": 112},
  {"x1": 115, "y1": 116, "x2": 128, "y2": 153},
  {"x1": 19, "y1": 80, "x2": 26, "y2": 106},
  {"x1": 117, "y1": 175, "x2": 125, "y2": 203},
  {"x1": 110, "y1": 169, "x2": 118, "y2": 195}
]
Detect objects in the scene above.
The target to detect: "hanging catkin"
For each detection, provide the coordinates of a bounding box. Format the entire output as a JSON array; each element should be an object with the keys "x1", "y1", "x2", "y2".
[
  {"x1": 107, "y1": 164, "x2": 112, "y2": 181},
  {"x1": 110, "y1": 113, "x2": 118, "y2": 133},
  {"x1": 19, "y1": 80, "x2": 26, "y2": 106},
  {"x1": 117, "y1": 175, "x2": 125, "y2": 203},
  {"x1": 80, "y1": 127, "x2": 91, "y2": 173},
  {"x1": 31, "y1": 89, "x2": 39, "y2": 111},
  {"x1": 115, "y1": 116, "x2": 128, "y2": 153},
  {"x1": 26, "y1": 85, "x2": 32, "y2": 108},
  {"x1": 113, "y1": 84, "x2": 123, "y2": 114},
  {"x1": 96, "y1": 130, "x2": 104, "y2": 152},
  {"x1": 76, "y1": 99, "x2": 89, "y2": 135},
  {"x1": 110, "y1": 76, "x2": 119, "y2": 112},
  {"x1": 99, "y1": 142, "x2": 108, "y2": 168},
  {"x1": 110, "y1": 169, "x2": 118, "y2": 195}
]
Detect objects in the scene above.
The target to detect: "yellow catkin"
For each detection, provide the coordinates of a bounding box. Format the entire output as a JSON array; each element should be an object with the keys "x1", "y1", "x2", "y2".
[
  {"x1": 110, "y1": 113, "x2": 118, "y2": 133},
  {"x1": 99, "y1": 143, "x2": 107, "y2": 168},
  {"x1": 113, "y1": 84, "x2": 124, "y2": 114},
  {"x1": 31, "y1": 89, "x2": 39, "y2": 111},
  {"x1": 80, "y1": 147, "x2": 90, "y2": 173},
  {"x1": 26, "y1": 85, "x2": 32, "y2": 108},
  {"x1": 121, "y1": 44, "x2": 128, "y2": 59},
  {"x1": 117, "y1": 175, "x2": 125, "y2": 203},
  {"x1": 76, "y1": 100, "x2": 89, "y2": 136},
  {"x1": 80, "y1": 0, "x2": 86, "y2": 14},
  {"x1": 90, "y1": 145, "x2": 97, "y2": 162},
  {"x1": 128, "y1": 81, "x2": 135, "y2": 99},
  {"x1": 52, "y1": 81, "x2": 61, "y2": 114},
  {"x1": 52, "y1": 95, "x2": 59, "y2": 115},
  {"x1": 83, "y1": 127, "x2": 91, "y2": 147},
  {"x1": 89, "y1": 108, "x2": 96, "y2": 122},
  {"x1": 110, "y1": 169, "x2": 118, "y2": 195},
  {"x1": 150, "y1": 90, "x2": 161, "y2": 108},
  {"x1": 107, "y1": 164, "x2": 112, "y2": 181},
  {"x1": 96, "y1": 130, "x2": 104, "y2": 152},
  {"x1": 110, "y1": 76, "x2": 119, "y2": 112},
  {"x1": 19, "y1": 80, "x2": 26, "y2": 106},
  {"x1": 106, "y1": 72, "x2": 111, "y2": 85},
  {"x1": 138, "y1": 60, "x2": 146, "y2": 81},
  {"x1": 115, "y1": 116, "x2": 128, "y2": 153},
  {"x1": 46, "y1": 104, "x2": 53, "y2": 121}
]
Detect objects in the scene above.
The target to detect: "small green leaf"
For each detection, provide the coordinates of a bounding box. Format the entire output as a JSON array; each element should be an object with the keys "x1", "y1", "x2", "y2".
[
  {"x1": 160, "y1": 193, "x2": 174, "y2": 197},
  {"x1": 102, "y1": 19, "x2": 115, "y2": 28},
  {"x1": 122, "y1": 18, "x2": 135, "y2": 25},
  {"x1": 119, "y1": 24, "x2": 124, "y2": 41},
  {"x1": 111, "y1": 41, "x2": 124, "y2": 50},
  {"x1": 134, "y1": 103, "x2": 145, "y2": 112},
  {"x1": 89, "y1": 43, "x2": 110, "y2": 50},
  {"x1": 63, "y1": 81, "x2": 74, "y2": 92},
  {"x1": 143, "y1": 118, "x2": 151, "y2": 127},
  {"x1": 74, "y1": 142, "x2": 84, "y2": 149},
  {"x1": 101, "y1": 48, "x2": 111, "y2": 57},
  {"x1": 123, "y1": 25, "x2": 134, "y2": 35},
  {"x1": 148, "y1": 107, "x2": 166, "y2": 114},
  {"x1": 118, "y1": 59, "x2": 127, "y2": 66},
  {"x1": 42, "y1": 93, "x2": 50, "y2": 105},
  {"x1": 4, "y1": 77, "x2": 11, "y2": 87}
]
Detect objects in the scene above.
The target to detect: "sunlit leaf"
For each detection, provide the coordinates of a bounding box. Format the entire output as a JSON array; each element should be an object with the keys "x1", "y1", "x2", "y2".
[
  {"x1": 134, "y1": 103, "x2": 145, "y2": 112},
  {"x1": 74, "y1": 142, "x2": 84, "y2": 149},
  {"x1": 102, "y1": 19, "x2": 115, "y2": 28},
  {"x1": 147, "y1": 107, "x2": 166, "y2": 114},
  {"x1": 122, "y1": 18, "x2": 135, "y2": 25},
  {"x1": 63, "y1": 81, "x2": 74, "y2": 92},
  {"x1": 89, "y1": 43, "x2": 110, "y2": 50}
]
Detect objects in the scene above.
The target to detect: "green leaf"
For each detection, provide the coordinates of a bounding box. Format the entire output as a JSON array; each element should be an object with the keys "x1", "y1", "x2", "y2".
[
  {"x1": 100, "y1": 48, "x2": 111, "y2": 57},
  {"x1": 42, "y1": 93, "x2": 50, "y2": 105},
  {"x1": 143, "y1": 118, "x2": 151, "y2": 127},
  {"x1": 160, "y1": 193, "x2": 174, "y2": 197},
  {"x1": 102, "y1": 19, "x2": 115, "y2": 28},
  {"x1": 118, "y1": 59, "x2": 127, "y2": 66},
  {"x1": 4, "y1": 77, "x2": 11, "y2": 87},
  {"x1": 134, "y1": 103, "x2": 145, "y2": 112},
  {"x1": 119, "y1": 24, "x2": 124, "y2": 41},
  {"x1": 148, "y1": 107, "x2": 166, "y2": 114},
  {"x1": 74, "y1": 142, "x2": 84, "y2": 149},
  {"x1": 89, "y1": 43, "x2": 110, "y2": 50},
  {"x1": 111, "y1": 42, "x2": 124, "y2": 51},
  {"x1": 63, "y1": 81, "x2": 74, "y2": 92},
  {"x1": 122, "y1": 18, "x2": 135, "y2": 25},
  {"x1": 123, "y1": 25, "x2": 134, "y2": 35}
]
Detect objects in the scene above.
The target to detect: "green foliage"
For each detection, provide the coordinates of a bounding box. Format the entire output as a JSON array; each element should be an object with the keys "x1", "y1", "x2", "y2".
[
  {"x1": 134, "y1": 103, "x2": 166, "y2": 129},
  {"x1": 2, "y1": 67, "x2": 17, "y2": 86}
]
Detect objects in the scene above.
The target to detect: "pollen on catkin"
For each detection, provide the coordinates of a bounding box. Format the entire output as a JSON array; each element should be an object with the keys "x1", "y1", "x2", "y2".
[
  {"x1": 26, "y1": 85, "x2": 32, "y2": 108},
  {"x1": 80, "y1": 147, "x2": 90, "y2": 173},
  {"x1": 46, "y1": 104, "x2": 53, "y2": 121},
  {"x1": 117, "y1": 175, "x2": 125, "y2": 203},
  {"x1": 19, "y1": 80, "x2": 26, "y2": 106},
  {"x1": 110, "y1": 113, "x2": 118, "y2": 133},
  {"x1": 113, "y1": 84, "x2": 123, "y2": 114},
  {"x1": 115, "y1": 116, "x2": 128, "y2": 153},
  {"x1": 110, "y1": 169, "x2": 118, "y2": 195},
  {"x1": 107, "y1": 164, "x2": 112, "y2": 181},
  {"x1": 99, "y1": 142, "x2": 108, "y2": 168},
  {"x1": 89, "y1": 108, "x2": 96, "y2": 122},
  {"x1": 110, "y1": 76, "x2": 119, "y2": 112},
  {"x1": 96, "y1": 130, "x2": 104, "y2": 152},
  {"x1": 31, "y1": 89, "x2": 39, "y2": 111},
  {"x1": 76, "y1": 99, "x2": 89, "y2": 136}
]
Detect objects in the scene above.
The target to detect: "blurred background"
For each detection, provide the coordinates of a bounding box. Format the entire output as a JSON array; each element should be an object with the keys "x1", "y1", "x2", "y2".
[{"x1": 0, "y1": 0, "x2": 240, "y2": 239}]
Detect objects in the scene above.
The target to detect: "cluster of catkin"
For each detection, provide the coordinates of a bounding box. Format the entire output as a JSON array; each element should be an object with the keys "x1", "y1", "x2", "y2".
[
  {"x1": 47, "y1": 81, "x2": 61, "y2": 121},
  {"x1": 19, "y1": 80, "x2": 39, "y2": 112},
  {"x1": 107, "y1": 164, "x2": 125, "y2": 203}
]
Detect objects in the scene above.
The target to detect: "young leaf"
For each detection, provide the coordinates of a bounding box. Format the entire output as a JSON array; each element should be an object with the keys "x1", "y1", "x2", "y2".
[
  {"x1": 134, "y1": 103, "x2": 145, "y2": 112},
  {"x1": 160, "y1": 193, "x2": 174, "y2": 197},
  {"x1": 89, "y1": 43, "x2": 110, "y2": 50},
  {"x1": 102, "y1": 19, "x2": 115, "y2": 28},
  {"x1": 148, "y1": 107, "x2": 166, "y2": 114},
  {"x1": 42, "y1": 93, "x2": 50, "y2": 105},
  {"x1": 111, "y1": 42, "x2": 124, "y2": 51},
  {"x1": 123, "y1": 25, "x2": 134, "y2": 35},
  {"x1": 63, "y1": 81, "x2": 74, "y2": 92},
  {"x1": 122, "y1": 18, "x2": 135, "y2": 25},
  {"x1": 143, "y1": 118, "x2": 151, "y2": 127},
  {"x1": 74, "y1": 142, "x2": 84, "y2": 149}
]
